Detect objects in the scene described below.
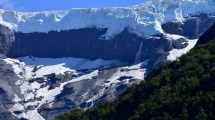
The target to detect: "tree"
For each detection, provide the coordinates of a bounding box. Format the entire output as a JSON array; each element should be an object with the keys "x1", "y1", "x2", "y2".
[{"x1": 196, "y1": 107, "x2": 207, "y2": 120}]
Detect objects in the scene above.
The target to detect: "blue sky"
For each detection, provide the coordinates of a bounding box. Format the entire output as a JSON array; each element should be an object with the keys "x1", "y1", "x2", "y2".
[{"x1": 0, "y1": 0, "x2": 149, "y2": 12}]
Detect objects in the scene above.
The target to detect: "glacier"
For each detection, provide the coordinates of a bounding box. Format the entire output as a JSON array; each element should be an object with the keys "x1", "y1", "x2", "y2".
[{"x1": 0, "y1": 0, "x2": 214, "y2": 39}]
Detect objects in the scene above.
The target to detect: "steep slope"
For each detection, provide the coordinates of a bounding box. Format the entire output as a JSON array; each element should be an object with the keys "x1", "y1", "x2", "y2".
[{"x1": 56, "y1": 25, "x2": 215, "y2": 120}]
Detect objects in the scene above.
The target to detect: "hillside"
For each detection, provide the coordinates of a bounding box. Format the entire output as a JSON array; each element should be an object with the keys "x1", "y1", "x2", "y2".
[{"x1": 56, "y1": 24, "x2": 215, "y2": 120}]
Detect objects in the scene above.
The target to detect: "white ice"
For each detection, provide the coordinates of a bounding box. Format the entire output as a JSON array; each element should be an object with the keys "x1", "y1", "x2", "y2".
[{"x1": 0, "y1": 0, "x2": 214, "y2": 39}]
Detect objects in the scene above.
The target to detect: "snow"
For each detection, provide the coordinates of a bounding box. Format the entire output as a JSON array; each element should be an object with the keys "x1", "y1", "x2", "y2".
[
  {"x1": 0, "y1": 0, "x2": 214, "y2": 39},
  {"x1": 5, "y1": 56, "x2": 123, "y2": 79},
  {"x1": 35, "y1": 70, "x2": 99, "y2": 107},
  {"x1": 86, "y1": 61, "x2": 148, "y2": 108},
  {"x1": 15, "y1": 68, "x2": 98, "y2": 120},
  {"x1": 164, "y1": 32, "x2": 198, "y2": 61},
  {"x1": 10, "y1": 70, "x2": 99, "y2": 120},
  {"x1": 165, "y1": 33, "x2": 184, "y2": 40},
  {"x1": 25, "y1": 110, "x2": 45, "y2": 120},
  {"x1": 19, "y1": 56, "x2": 123, "y2": 70},
  {"x1": 9, "y1": 103, "x2": 24, "y2": 111},
  {"x1": 4, "y1": 56, "x2": 148, "y2": 118},
  {"x1": 3, "y1": 57, "x2": 124, "y2": 120},
  {"x1": 13, "y1": 94, "x2": 21, "y2": 102},
  {"x1": 167, "y1": 39, "x2": 198, "y2": 61},
  {"x1": 3, "y1": 58, "x2": 23, "y2": 78}
]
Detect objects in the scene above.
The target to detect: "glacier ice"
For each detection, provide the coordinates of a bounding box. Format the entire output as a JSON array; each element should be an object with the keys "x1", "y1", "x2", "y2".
[{"x1": 0, "y1": 0, "x2": 214, "y2": 39}]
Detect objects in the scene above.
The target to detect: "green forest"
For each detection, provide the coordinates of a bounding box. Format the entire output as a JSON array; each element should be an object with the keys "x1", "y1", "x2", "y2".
[{"x1": 56, "y1": 36, "x2": 215, "y2": 120}]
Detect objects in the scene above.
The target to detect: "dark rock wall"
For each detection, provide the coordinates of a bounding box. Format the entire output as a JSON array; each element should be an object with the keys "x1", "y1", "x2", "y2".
[
  {"x1": 8, "y1": 28, "x2": 142, "y2": 64},
  {"x1": 6, "y1": 28, "x2": 189, "y2": 67},
  {"x1": 0, "y1": 24, "x2": 15, "y2": 58}
]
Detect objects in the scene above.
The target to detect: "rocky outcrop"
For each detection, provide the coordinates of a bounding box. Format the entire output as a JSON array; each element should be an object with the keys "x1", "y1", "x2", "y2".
[{"x1": 162, "y1": 14, "x2": 215, "y2": 39}]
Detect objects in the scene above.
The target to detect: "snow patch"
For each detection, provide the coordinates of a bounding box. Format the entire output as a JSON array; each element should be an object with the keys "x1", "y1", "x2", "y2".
[
  {"x1": 13, "y1": 56, "x2": 123, "y2": 79},
  {"x1": 85, "y1": 61, "x2": 148, "y2": 108},
  {"x1": 167, "y1": 39, "x2": 198, "y2": 61},
  {"x1": 165, "y1": 33, "x2": 184, "y2": 40}
]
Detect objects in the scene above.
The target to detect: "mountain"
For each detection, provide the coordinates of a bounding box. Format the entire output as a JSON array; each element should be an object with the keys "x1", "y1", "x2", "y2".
[
  {"x1": 56, "y1": 23, "x2": 215, "y2": 120},
  {"x1": 0, "y1": 0, "x2": 215, "y2": 120}
]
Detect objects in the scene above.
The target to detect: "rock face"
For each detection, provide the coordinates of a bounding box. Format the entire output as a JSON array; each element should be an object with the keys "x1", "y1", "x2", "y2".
[
  {"x1": 9, "y1": 28, "x2": 140, "y2": 63},
  {"x1": 0, "y1": 25, "x2": 15, "y2": 58},
  {"x1": 7, "y1": 28, "x2": 186, "y2": 67},
  {"x1": 162, "y1": 14, "x2": 215, "y2": 39}
]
